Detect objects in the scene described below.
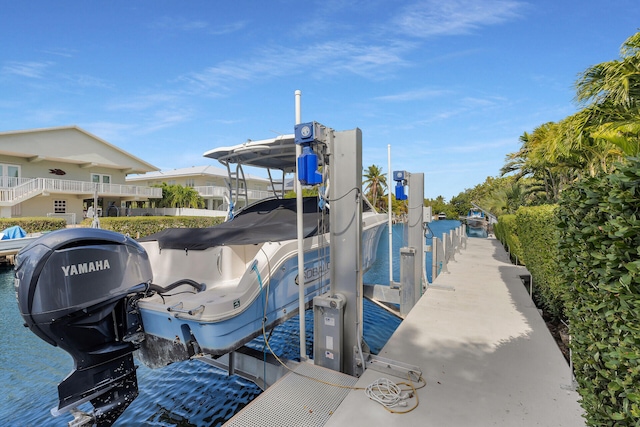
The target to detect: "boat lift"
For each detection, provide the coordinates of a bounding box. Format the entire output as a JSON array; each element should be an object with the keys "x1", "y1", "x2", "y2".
[
  {"x1": 363, "y1": 170, "x2": 426, "y2": 317},
  {"x1": 205, "y1": 116, "x2": 422, "y2": 383}
]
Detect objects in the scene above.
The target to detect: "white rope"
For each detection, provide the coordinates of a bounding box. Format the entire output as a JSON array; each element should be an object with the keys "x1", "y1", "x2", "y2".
[{"x1": 365, "y1": 378, "x2": 409, "y2": 408}]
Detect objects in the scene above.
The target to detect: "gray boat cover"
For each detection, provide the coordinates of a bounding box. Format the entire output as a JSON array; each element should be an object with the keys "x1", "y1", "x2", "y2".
[{"x1": 138, "y1": 197, "x2": 328, "y2": 250}]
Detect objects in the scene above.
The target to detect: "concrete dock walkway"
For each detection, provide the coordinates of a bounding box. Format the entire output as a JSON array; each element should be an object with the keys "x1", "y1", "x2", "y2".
[{"x1": 325, "y1": 237, "x2": 585, "y2": 426}]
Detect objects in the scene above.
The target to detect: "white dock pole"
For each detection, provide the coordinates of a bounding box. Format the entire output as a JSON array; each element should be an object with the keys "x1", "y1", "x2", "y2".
[
  {"x1": 387, "y1": 145, "x2": 393, "y2": 285},
  {"x1": 295, "y1": 90, "x2": 306, "y2": 361}
]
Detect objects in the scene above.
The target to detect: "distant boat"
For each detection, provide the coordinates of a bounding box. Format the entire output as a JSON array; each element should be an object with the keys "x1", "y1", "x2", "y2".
[
  {"x1": 0, "y1": 226, "x2": 40, "y2": 254},
  {"x1": 466, "y1": 208, "x2": 487, "y2": 229}
]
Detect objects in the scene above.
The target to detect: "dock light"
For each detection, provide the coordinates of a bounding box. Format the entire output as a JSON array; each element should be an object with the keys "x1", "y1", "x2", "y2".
[
  {"x1": 295, "y1": 122, "x2": 324, "y2": 186},
  {"x1": 393, "y1": 170, "x2": 408, "y2": 200}
]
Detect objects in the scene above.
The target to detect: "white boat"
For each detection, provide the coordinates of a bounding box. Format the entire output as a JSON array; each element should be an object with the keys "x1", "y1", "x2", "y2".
[
  {"x1": 0, "y1": 226, "x2": 42, "y2": 255},
  {"x1": 0, "y1": 235, "x2": 40, "y2": 253},
  {"x1": 15, "y1": 131, "x2": 387, "y2": 424},
  {"x1": 136, "y1": 195, "x2": 386, "y2": 364},
  {"x1": 466, "y1": 208, "x2": 486, "y2": 229},
  {"x1": 133, "y1": 134, "x2": 386, "y2": 364}
]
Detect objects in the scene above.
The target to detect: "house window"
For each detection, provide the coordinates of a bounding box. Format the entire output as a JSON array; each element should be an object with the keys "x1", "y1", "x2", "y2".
[
  {"x1": 54, "y1": 200, "x2": 67, "y2": 213},
  {"x1": 185, "y1": 179, "x2": 195, "y2": 187},
  {"x1": 91, "y1": 173, "x2": 111, "y2": 184},
  {"x1": 167, "y1": 180, "x2": 176, "y2": 185}
]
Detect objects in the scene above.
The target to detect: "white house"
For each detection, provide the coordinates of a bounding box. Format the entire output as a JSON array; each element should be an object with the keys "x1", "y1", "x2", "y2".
[
  {"x1": 0, "y1": 126, "x2": 162, "y2": 224},
  {"x1": 126, "y1": 165, "x2": 275, "y2": 212}
]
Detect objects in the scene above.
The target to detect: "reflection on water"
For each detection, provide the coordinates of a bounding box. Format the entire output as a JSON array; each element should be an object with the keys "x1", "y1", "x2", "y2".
[{"x1": 467, "y1": 226, "x2": 488, "y2": 238}]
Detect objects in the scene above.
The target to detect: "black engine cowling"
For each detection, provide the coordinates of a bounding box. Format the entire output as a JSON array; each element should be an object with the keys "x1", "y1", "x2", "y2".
[{"x1": 15, "y1": 228, "x2": 152, "y2": 426}]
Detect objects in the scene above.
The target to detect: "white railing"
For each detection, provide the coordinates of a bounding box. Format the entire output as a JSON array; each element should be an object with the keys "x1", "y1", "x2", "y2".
[
  {"x1": 0, "y1": 176, "x2": 33, "y2": 188},
  {"x1": 193, "y1": 185, "x2": 228, "y2": 198},
  {"x1": 193, "y1": 185, "x2": 273, "y2": 201},
  {"x1": 129, "y1": 207, "x2": 227, "y2": 217},
  {"x1": 46, "y1": 212, "x2": 77, "y2": 225},
  {"x1": 0, "y1": 177, "x2": 163, "y2": 204}
]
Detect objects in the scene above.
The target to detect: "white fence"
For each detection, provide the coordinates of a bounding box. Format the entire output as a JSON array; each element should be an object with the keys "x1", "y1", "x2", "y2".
[
  {"x1": 193, "y1": 186, "x2": 273, "y2": 201},
  {"x1": 129, "y1": 207, "x2": 227, "y2": 218},
  {"x1": 46, "y1": 212, "x2": 77, "y2": 225}
]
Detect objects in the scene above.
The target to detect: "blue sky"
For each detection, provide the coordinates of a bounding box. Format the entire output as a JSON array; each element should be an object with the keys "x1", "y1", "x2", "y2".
[{"x1": 1, "y1": 1, "x2": 638, "y2": 199}]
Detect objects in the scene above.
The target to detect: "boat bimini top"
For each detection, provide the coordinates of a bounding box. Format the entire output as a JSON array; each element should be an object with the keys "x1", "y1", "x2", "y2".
[
  {"x1": 203, "y1": 134, "x2": 305, "y2": 218},
  {"x1": 204, "y1": 134, "x2": 297, "y2": 172}
]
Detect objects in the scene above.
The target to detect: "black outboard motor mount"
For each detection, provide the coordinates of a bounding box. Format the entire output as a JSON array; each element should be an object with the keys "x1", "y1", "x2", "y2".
[{"x1": 15, "y1": 228, "x2": 152, "y2": 426}]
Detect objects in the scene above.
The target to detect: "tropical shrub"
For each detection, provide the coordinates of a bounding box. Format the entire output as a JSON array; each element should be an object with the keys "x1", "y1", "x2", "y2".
[
  {"x1": 81, "y1": 216, "x2": 225, "y2": 238},
  {"x1": 0, "y1": 217, "x2": 66, "y2": 233},
  {"x1": 493, "y1": 214, "x2": 523, "y2": 264},
  {"x1": 557, "y1": 158, "x2": 640, "y2": 425},
  {"x1": 515, "y1": 205, "x2": 564, "y2": 319}
]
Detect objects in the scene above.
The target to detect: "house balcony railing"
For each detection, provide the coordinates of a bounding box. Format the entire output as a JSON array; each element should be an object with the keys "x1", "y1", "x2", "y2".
[
  {"x1": 192, "y1": 185, "x2": 273, "y2": 201},
  {"x1": 0, "y1": 177, "x2": 163, "y2": 205}
]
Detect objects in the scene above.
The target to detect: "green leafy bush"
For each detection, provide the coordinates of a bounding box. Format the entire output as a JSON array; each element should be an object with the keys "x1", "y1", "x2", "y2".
[
  {"x1": 558, "y1": 158, "x2": 640, "y2": 425},
  {"x1": 80, "y1": 216, "x2": 225, "y2": 238},
  {"x1": 493, "y1": 214, "x2": 524, "y2": 264},
  {"x1": 516, "y1": 205, "x2": 564, "y2": 319},
  {"x1": 0, "y1": 217, "x2": 67, "y2": 233}
]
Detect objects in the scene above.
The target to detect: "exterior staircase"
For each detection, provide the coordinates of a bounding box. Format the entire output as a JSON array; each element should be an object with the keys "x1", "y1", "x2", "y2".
[{"x1": 0, "y1": 177, "x2": 162, "y2": 206}]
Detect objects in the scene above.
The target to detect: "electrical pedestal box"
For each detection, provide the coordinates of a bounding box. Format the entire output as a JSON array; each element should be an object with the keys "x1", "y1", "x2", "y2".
[
  {"x1": 313, "y1": 293, "x2": 346, "y2": 372},
  {"x1": 400, "y1": 247, "x2": 417, "y2": 317}
]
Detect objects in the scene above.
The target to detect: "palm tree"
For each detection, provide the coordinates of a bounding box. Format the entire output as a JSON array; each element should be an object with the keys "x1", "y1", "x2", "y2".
[
  {"x1": 500, "y1": 31, "x2": 640, "y2": 205},
  {"x1": 575, "y1": 31, "x2": 640, "y2": 156},
  {"x1": 363, "y1": 165, "x2": 387, "y2": 210},
  {"x1": 155, "y1": 183, "x2": 204, "y2": 208},
  {"x1": 480, "y1": 181, "x2": 526, "y2": 216},
  {"x1": 502, "y1": 124, "x2": 576, "y2": 203}
]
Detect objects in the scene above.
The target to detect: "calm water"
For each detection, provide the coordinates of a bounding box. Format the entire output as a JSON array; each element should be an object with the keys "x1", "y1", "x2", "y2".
[{"x1": 0, "y1": 221, "x2": 463, "y2": 426}]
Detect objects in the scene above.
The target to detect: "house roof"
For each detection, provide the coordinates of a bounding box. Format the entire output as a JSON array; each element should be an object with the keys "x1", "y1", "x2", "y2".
[
  {"x1": 126, "y1": 165, "x2": 271, "y2": 183},
  {"x1": 0, "y1": 125, "x2": 158, "y2": 174}
]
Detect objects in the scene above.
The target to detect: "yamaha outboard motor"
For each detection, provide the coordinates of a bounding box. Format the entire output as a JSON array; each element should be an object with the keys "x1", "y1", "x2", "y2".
[{"x1": 15, "y1": 228, "x2": 152, "y2": 426}]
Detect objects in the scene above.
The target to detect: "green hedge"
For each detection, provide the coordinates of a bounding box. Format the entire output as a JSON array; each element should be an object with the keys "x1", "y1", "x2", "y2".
[
  {"x1": 0, "y1": 217, "x2": 67, "y2": 233},
  {"x1": 493, "y1": 214, "x2": 524, "y2": 264},
  {"x1": 558, "y1": 158, "x2": 640, "y2": 425},
  {"x1": 516, "y1": 205, "x2": 564, "y2": 319},
  {"x1": 80, "y1": 216, "x2": 225, "y2": 238}
]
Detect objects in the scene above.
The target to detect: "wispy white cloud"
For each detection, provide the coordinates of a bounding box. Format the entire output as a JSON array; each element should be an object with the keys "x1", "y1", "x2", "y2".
[
  {"x1": 462, "y1": 96, "x2": 503, "y2": 107},
  {"x1": 41, "y1": 48, "x2": 76, "y2": 58},
  {"x1": 403, "y1": 94, "x2": 507, "y2": 127},
  {"x1": 170, "y1": 2, "x2": 523, "y2": 97},
  {"x1": 393, "y1": 0, "x2": 525, "y2": 38},
  {"x1": 27, "y1": 108, "x2": 73, "y2": 125},
  {"x1": 422, "y1": 158, "x2": 500, "y2": 176},
  {"x1": 83, "y1": 121, "x2": 136, "y2": 144},
  {"x1": 141, "y1": 109, "x2": 193, "y2": 133},
  {"x1": 448, "y1": 137, "x2": 516, "y2": 153},
  {"x1": 180, "y1": 40, "x2": 412, "y2": 94},
  {"x1": 375, "y1": 87, "x2": 452, "y2": 102},
  {"x1": 149, "y1": 16, "x2": 209, "y2": 32},
  {"x1": 2, "y1": 61, "x2": 53, "y2": 78},
  {"x1": 107, "y1": 92, "x2": 181, "y2": 111},
  {"x1": 66, "y1": 74, "x2": 112, "y2": 89},
  {"x1": 86, "y1": 107, "x2": 193, "y2": 141},
  {"x1": 148, "y1": 16, "x2": 247, "y2": 35},
  {"x1": 209, "y1": 21, "x2": 248, "y2": 36}
]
